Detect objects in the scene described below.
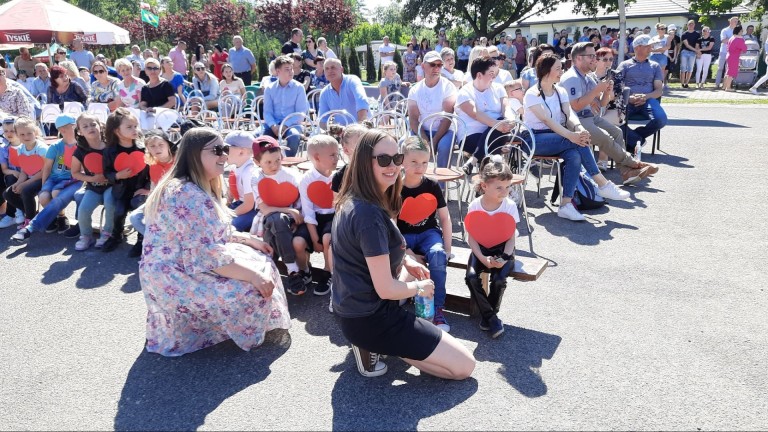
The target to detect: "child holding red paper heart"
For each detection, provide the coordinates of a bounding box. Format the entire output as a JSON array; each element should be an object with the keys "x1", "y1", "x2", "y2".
[
  {"x1": 11, "y1": 114, "x2": 83, "y2": 243},
  {"x1": 465, "y1": 155, "x2": 519, "y2": 339},
  {"x1": 397, "y1": 137, "x2": 453, "y2": 332},
  {"x1": 70, "y1": 113, "x2": 115, "y2": 251},
  {"x1": 2, "y1": 116, "x2": 48, "y2": 230},
  {"x1": 296, "y1": 135, "x2": 340, "y2": 297},
  {"x1": 248, "y1": 136, "x2": 307, "y2": 296},
  {"x1": 0, "y1": 117, "x2": 26, "y2": 229},
  {"x1": 102, "y1": 108, "x2": 149, "y2": 253}
]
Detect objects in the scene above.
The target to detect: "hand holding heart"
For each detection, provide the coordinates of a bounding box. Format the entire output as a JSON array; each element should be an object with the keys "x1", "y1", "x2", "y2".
[
  {"x1": 465, "y1": 211, "x2": 517, "y2": 249},
  {"x1": 114, "y1": 151, "x2": 147, "y2": 179}
]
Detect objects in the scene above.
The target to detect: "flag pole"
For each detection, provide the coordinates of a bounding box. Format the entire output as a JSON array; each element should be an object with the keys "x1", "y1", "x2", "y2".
[{"x1": 143, "y1": 21, "x2": 147, "y2": 50}]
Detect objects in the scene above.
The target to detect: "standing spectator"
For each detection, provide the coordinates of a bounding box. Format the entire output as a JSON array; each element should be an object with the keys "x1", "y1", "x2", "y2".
[
  {"x1": 317, "y1": 58, "x2": 369, "y2": 126},
  {"x1": 499, "y1": 36, "x2": 518, "y2": 77},
  {"x1": 743, "y1": 25, "x2": 757, "y2": 43},
  {"x1": 419, "y1": 39, "x2": 431, "y2": 58},
  {"x1": 579, "y1": 26, "x2": 591, "y2": 42},
  {"x1": 457, "y1": 38, "x2": 471, "y2": 72},
  {"x1": 554, "y1": 36, "x2": 569, "y2": 58},
  {"x1": 643, "y1": 26, "x2": 652, "y2": 35},
  {"x1": 125, "y1": 45, "x2": 144, "y2": 69},
  {"x1": 649, "y1": 24, "x2": 671, "y2": 87},
  {"x1": 168, "y1": 40, "x2": 188, "y2": 77},
  {"x1": 263, "y1": 55, "x2": 309, "y2": 156},
  {"x1": 282, "y1": 28, "x2": 303, "y2": 55},
  {"x1": 665, "y1": 25, "x2": 681, "y2": 88},
  {"x1": 192, "y1": 44, "x2": 208, "y2": 72},
  {"x1": 302, "y1": 36, "x2": 319, "y2": 71},
  {"x1": 14, "y1": 48, "x2": 36, "y2": 78},
  {"x1": 378, "y1": 36, "x2": 396, "y2": 77},
  {"x1": 228, "y1": 35, "x2": 256, "y2": 86},
  {"x1": 210, "y1": 44, "x2": 228, "y2": 81},
  {"x1": 723, "y1": 25, "x2": 747, "y2": 92},
  {"x1": 403, "y1": 43, "x2": 419, "y2": 83},
  {"x1": 695, "y1": 26, "x2": 715, "y2": 88},
  {"x1": 151, "y1": 46, "x2": 160, "y2": 59},
  {"x1": 512, "y1": 33, "x2": 528, "y2": 77},
  {"x1": 69, "y1": 40, "x2": 95, "y2": 70},
  {"x1": 679, "y1": 20, "x2": 700, "y2": 88},
  {"x1": 748, "y1": 36, "x2": 768, "y2": 94},
  {"x1": 714, "y1": 17, "x2": 739, "y2": 88},
  {"x1": 317, "y1": 37, "x2": 337, "y2": 59},
  {"x1": 31, "y1": 63, "x2": 51, "y2": 99},
  {"x1": 617, "y1": 35, "x2": 668, "y2": 150}
]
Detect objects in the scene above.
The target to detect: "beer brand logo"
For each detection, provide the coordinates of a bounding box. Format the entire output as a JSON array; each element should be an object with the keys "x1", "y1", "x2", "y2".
[
  {"x1": 75, "y1": 33, "x2": 98, "y2": 44},
  {"x1": 3, "y1": 33, "x2": 32, "y2": 43}
]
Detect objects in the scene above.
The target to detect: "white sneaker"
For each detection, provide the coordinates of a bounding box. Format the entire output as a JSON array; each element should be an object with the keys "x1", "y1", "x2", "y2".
[
  {"x1": 0, "y1": 215, "x2": 16, "y2": 229},
  {"x1": 328, "y1": 297, "x2": 334, "y2": 313},
  {"x1": 598, "y1": 181, "x2": 631, "y2": 201},
  {"x1": 95, "y1": 232, "x2": 111, "y2": 248},
  {"x1": 750, "y1": 87, "x2": 758, "y2": 95},
  {"x1": 557, "y1": 202, "x2": 586, "y2": 221},
  {"x1": 75, "y1": 235, "x2": 95, "y2": 251},
  {"x1": 14, "y1": 210, "x2": 24, "y2": 225},
  {"x1": 597, "y1": 160, "x2": 609, "y2": 172}
]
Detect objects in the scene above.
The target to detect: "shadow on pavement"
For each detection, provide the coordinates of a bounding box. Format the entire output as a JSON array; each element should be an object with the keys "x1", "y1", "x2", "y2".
[
  {"x1": 114, "y1": 329, "x2": 291, "y2": 431},
  {"x1": 330, "y1": 351, "x2": 479, "y2": 430},
  {"x1": 665, "y1": 118, "x2": 749, "y2": 128},
  {"x1": 536, "y1": 212, "x2": 638, "y2": 246},
  {"x1": 644, "y1": 152, "x2": 694, "y2": 169}
]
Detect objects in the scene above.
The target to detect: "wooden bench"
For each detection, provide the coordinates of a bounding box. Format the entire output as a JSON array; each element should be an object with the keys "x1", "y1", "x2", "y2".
[{"x1": 444, "y1": 246, "x2": 547, "y2": 316}]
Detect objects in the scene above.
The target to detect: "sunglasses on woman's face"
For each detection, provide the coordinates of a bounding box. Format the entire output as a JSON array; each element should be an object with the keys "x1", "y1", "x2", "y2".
[
  {"x1": 208, "y1": 144, "x2": 230, "y2": 156},
  {"x1": 146, "y1": 66, "x2": 160, "y2": 71},
  {"x1": 372, "y1": 153, "x2": 404, "y2": 167},
  {"x1": 194, "y1": 67, "x2": 205, "y2": 71}
]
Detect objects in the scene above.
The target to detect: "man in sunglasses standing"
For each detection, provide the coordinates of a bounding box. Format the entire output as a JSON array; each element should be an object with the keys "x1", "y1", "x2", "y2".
[
  {"x1": 69, "y1": 39, "x2": 95, "y2": 70},
  {"x1": 562, "y1": 42, "x2": 659, "y2": 186}
]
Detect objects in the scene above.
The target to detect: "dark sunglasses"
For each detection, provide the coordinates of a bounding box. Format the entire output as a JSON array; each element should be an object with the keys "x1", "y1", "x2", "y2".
[
  {"x1": 93, "y1": 69, "x2": 106, "y2": 74},
  {"x1": 194, "y1": 67, "x2": 205, "y2": 71},
  {"x1": 146, "y1": 66, "x2": 160, "y2": 71},
  {"x1": 372, "y1": 153, "x2": 404, "y2": 167},
  {"x1": 208, "y1": 144, "x2": 230, "y2": 156},
  {"x1": 57, "y1": 51, "x2": 66, "y2": 55},
  {"x1": 490, "y1": 56, "x2": 500, "y2": 60}
]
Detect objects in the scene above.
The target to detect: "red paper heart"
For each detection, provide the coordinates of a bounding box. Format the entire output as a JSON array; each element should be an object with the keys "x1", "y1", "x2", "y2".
[
  {"x1": 149, "y1": 164, "x2": 168, "y2": 184},
  {"x1": 307, "y1": 181, "x2": 333, "y2": 209},
  {"x1": 63, "y1": 144, "x2": 76, "y2": 168},
  {"x1": 8, "y1": 146, "x2": 20, "y2": 167},
  {"x1": 399, "y1": 193, "x2": 438, "y2": 225},
  {"x1": 228, "y1": 172, "x2": 240, "y2": 201},
  {"x1": 83, "y1": 153, "x2": 104, "y2": 174},
  {"x1": 18, "y1": 154, "x2": 44, "y2": 176},
  {"x1": 258, "y1": 178, "x2": 299, "y2": 207},
  {"x1": 114, "y1": 151, "x2": 147, "y2": 177},
  {"x1": 465, "y1": 211, "x2": 517, "y2": 249}
]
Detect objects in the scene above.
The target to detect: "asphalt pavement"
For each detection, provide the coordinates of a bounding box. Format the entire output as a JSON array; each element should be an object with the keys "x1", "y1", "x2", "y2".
[{"x1": 1, "y1": 104, "x2": 766, "y2": 431}]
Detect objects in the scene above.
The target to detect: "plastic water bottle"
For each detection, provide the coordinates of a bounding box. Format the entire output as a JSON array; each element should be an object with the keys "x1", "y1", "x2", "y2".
[{"x1": 414, "y1": 285, "x2": 434, "y2": 320}]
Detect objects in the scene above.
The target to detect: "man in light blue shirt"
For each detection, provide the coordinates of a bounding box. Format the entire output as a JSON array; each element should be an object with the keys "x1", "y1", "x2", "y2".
[
  {"x1": 317, "y1": 58, "x2": 370, "y2": 127},
  {"x1": 263, "y1": 55, "x2": 309, "y2": 156},
  {"x1": 457, "y1": 38, "x2": 471, "y2": 71},
  {"x1": 228, "y1": 35, "x2": 256, "y2": 86},
  {"x1": 69, "y1": 40, "x2": 95, "y2": 70},
  {"x1": 31, "y1": 63, "x2": 50, "y2": 99}
]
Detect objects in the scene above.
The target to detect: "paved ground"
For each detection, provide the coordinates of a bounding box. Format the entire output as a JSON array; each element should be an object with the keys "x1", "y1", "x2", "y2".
[
  {"x1": 1, "y1": 105, "x2": 766, "y2": 431},
  {"x1": 664, "y1": 85, "x2": 768, "y2": 101}
]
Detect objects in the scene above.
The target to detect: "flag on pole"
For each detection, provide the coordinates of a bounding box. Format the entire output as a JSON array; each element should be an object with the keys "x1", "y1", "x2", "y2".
[
  {"x1": 140, "y1": 2, "x2": 151, "y2": 9},
  {"x1": 141, "y1": 9, "x2": 159, "y2": 27}
]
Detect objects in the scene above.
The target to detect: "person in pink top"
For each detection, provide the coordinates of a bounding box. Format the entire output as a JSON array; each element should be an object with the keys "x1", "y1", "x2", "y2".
[
  {"x1": 168, "y1": 40, "x2": 188, "y2": 77},
  {"x1": 723, "y1": 25, "x2": 747, "y2": 92}
]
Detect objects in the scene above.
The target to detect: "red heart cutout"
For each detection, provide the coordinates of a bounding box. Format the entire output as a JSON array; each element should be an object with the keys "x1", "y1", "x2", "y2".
[
  {"x1": 465, "y1": 211, "x2": 517, "y2": 249},
  {"x1": 149, "y1": 164, "x2": 168, "y2": 184},
  {"x1": 8, "y1": 146, "x2": 20, "y2": 167},
  {"x1": 228, "y1": 171, "x2": 240, "y2": 201},
  {"x1": 83, "y1": 153, "x2": 104, "y2": 174},
  {"x1": 258, "y1": 178, "x2": 299, "y2": 207},
  {"x1": 114, "y1": 151, "x2": 147, "y2": 177},
  {"x1": 307, "y1": 181, "x2": 333, "y2": 208},
  {"x1": 18, "y1": 154, "x2": 44, "y2": 176},
  {"x1": 63, "y1": 144, "x2": 76, "y2": 168},
  {"x1": 399, "y1": 193, "x2": 438, "y2": 225}
]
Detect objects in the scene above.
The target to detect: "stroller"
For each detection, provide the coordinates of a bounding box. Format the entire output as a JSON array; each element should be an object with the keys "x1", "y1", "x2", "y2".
[{"x1": 733, "y1": 39, "x2": 761, "y2": 88}]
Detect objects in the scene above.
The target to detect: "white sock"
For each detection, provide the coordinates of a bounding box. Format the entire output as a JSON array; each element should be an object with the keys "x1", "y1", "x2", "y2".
[{"x1": 286, "y1": 262, "x2": 299, "y2": 273}]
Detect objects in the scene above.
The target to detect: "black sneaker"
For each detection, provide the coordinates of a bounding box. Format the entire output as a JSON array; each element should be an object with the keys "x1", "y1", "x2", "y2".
[
  {"x1": 101, "y1": 235, "x2": 123, "y2": 253},
  {"x1": 11, "y1": 228, "x2": 31, "y2": 243},
  {"x1": 301, "y1": 268, "x2": 313, "y2": 285},
  {"x1": 62, "y1": 225, "x2": 80, "y2": 238},
  {"x1": 45, "y1": 219, "x2": 58, "y2": 233},
  {"x1": 490, "y1": 317, "x2": 504, "y2": 339},
  {"x1": 286, "y1": 272, "x2": 307, "y2": 296},
  {"x1": 314, "y1": 276, "x2": 332, "y2": 296},
  {"x1": 479, "y1": 317, "x2": 490, "y2": 331},
  {"x1": 462, "y1": 160, "x2": 474, "y2": 176},
  {"x1": 56, "y1": 216, "x2": 70, "y2": 234},
  {"x1": 128, "y1": 241, "x2": 143, "y2": 258}
]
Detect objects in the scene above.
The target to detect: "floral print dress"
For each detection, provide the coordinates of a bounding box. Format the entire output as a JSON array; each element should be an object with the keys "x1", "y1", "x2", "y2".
[
  {"x1": 139, "y1": 179, "x2": 291, "y2": 356},
  {"x1": 403, "y1": 51, "x2": 419, "y2": 83}
]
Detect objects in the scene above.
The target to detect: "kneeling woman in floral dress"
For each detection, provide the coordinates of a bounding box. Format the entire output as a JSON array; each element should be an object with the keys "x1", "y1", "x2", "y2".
[{"x1": 139, "y1": 127, "x2": 291, "y2": 356}]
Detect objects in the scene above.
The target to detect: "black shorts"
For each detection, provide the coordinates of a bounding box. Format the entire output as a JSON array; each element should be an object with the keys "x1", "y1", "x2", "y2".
[
  {"x1": 339, "y1": 300, "x2": 442, "y2": 361},
  {"x1": 294, "y1": 213, "x2": 334, "y2": 252}
]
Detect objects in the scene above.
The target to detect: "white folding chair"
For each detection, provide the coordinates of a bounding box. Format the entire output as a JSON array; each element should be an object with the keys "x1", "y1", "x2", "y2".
[
  {"x1": 313, "y1": 109, "x2": 357, "y2": 135},
  {"x1": 372, "y1": 110, "x2": 408, "y2": 140},
  {"x1": 154, "y1": 108, "x2": 181, "y2": 132},
  {"x1": 380, "y1": 91, "x2": 405, "y2": 112},
  {"x1": 63, "y1": 102, "x2": 84, "y2": 116},
  {"x1": 40, "y1": 104, "x2": 62, "y2": 135},
  {"x1": 218, "y1": 94, "x2": 242, "y2": 130},
  {"x1": 278, "y1": 111, "x2": 310, "y2": 157},
  {"x1": 306, "y1": 89, "x2": 323, "y2": 121},
  {"x1": 86, "y1": 103, "x2": 110, "y2": 124}
]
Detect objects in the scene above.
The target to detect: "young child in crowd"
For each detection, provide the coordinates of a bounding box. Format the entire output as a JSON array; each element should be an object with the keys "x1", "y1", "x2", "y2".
[
  {"x1": 296, "y1": 135, "x2": 339, "y2": 296},
  {"x1": 2, "y1": 116, "x2": 48, "y2": 230},
  {"x1": 103, "y1": 107, "x2": 149, "y2": 253},
  {"x1": 16, "y1": 71, "x2": 35, "y2": 94},
  {"x1": 223, "y1": 131, "x2": 258, "y2": 232},
  {"x1": 127, "y1": 129, "x2": 177, "y2": 257},
  {"x1": 330, "y1": 124, "x2": 368, "y2": 194},
  {"x1": 70, "y1": 113, "x2": 115, "y2": 251},
  {"x1": 397, "y1": 137, "x2": 453, "y2": 332},
  {"x1": 11, "y1": 114, "x2": 82, "y2": 243},
  {"x1": 465, "y1": 155, "x2": 519, "y2": 339},
  {"x1": 249, "y1": 136, "x2": 306, "y2": 295},
  {"x1": 0, "y1": 117, "x2": 25, "y2": 229},
  {"x1": 504, "y1": 79, "x2": 525, "y2": 118}
]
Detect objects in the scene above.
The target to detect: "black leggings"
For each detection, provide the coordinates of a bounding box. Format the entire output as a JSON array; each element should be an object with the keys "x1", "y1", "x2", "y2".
[
  {"x1": 465, "y1": 252, "x2": 514, "y2": 321},
  {"x1": 3, "y1": 178, "x2": 42, "y2": 220}
]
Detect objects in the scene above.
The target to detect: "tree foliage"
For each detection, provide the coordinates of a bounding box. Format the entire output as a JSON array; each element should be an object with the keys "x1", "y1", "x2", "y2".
[
  {"x1": 365, "y1": 44, "x2": 376, "y2": 82},
  {"x1": 252, "y1": 0, "x2": 356, "y2": 42},
  {"x1": 348, "y1": 47, "x2": 361, "y2": 78},
  {"x1": 689, "y1": 0, "x2": 766, "y2": 18},
  {"x1": 392, "y1": 48, "x2": 403, "y2": 78}
]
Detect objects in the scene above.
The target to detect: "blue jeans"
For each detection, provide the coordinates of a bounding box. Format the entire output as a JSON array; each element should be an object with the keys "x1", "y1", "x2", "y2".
[
  {"x1": 228, "y1": 200, "x2": 258, "y2": 232},
  {"x1": 421, "y1": 127, "x2": 455, "y2": 168},
  {"x1": 680, "y1": 50, "x2": 696, "y2": 72},
  {"x1": 28, "y1": 181, "x2": 82, "y2": 233},
  {"x1": 625, "y1": 98, "x2": 667, "y2": 147},
  {"x1": 403, "y1": 229, "x2": 447, "y2": 309},
  {"x1": 78, "y1": 188, "x2": 116, "y2": 236},
  {"x1": 129, "y1": 203, "x2": 146, "y2": 235},
  {"x1": 263, "y1": 124, "x2": 302, "y2": 157},
  {"x1": 531, "y1": 132, "x2": 600, "y2": 199},
  {"x1": 650, "y1": 53, "x2": 668, "y2": 68}
]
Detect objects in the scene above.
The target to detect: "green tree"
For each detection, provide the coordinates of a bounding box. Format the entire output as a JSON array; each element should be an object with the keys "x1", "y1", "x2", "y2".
[
  {"x1": 689, "y1": 0, "x2": 766, "y2": 18},
  {"x1": 348, "y1": 47, "x2": 361, "y2": 79},
  {"x1": 340, "y1": 45, "x2": 349, "y2": 71},
  {"x1": 366, "y1": 44, "x2": 377, "y2": 83},
  {"x1": 392, "y1": 48, "x2": 403, "y2": 78},
  {"x1": 258, "y1": 51, "x2": 269, "y2": 81}
]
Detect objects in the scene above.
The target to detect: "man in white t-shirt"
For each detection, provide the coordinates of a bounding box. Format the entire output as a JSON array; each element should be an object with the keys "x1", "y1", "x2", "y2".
[
  {"x1": 714, "y1": 16, "x2": 739, "y2": 87},
  {"x1": 378, "y1": 36, "x2": 395, "y2": 77},
  {"x1": 407, "y1": 51, "x2": 457, "y2": 168}
]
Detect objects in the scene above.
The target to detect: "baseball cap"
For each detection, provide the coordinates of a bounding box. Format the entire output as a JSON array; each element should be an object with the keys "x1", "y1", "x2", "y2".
[
  {"x1": 224, "y1": 130, "x2": 255, "y2": 148},
  {"x1": 55, "y1": 114, "x2": 77, "y2": 128},
  {"x1": 251, "y1": 135, "x2": 281, "y2": 156},
  {"x1": 668, "y1": 24, "x2": 677, "y2": 31},
  {"x1": 422, "y1": 51, "x2": 442, "y2": 64},
  {"x1": 632, "y1": 34, "x2": 653, "y2": 48}
]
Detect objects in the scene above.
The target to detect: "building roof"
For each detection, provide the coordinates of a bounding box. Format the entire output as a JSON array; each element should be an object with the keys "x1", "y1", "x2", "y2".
[{"x1": 518, "y1": 0, "x2": 754, "y2": 25}]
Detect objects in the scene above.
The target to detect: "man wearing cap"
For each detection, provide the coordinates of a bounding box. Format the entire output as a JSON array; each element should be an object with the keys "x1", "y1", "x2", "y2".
[
  {"x1": 407, "y1": 51, "x2": 457, "y2": 169},
  {"x1": 714, "y1": 17, "x2": 740, "y2": 87},
  {"x1": 457, "y1": 38, "x2": 471, "y2": 72},
  {"x1": 223, "y1": 131, "x2": 259, "y2": 232},
  {"x1": 562, "y1": 42, "x2": 659, "y2": 186},
  {"x1": 616, "y1": 34, "x2": 667, "y2": 151},
  {"x1": 69, "y1": 40, "x2": 95, "y2": 70},
  {"x1": 263, "y1": 55, "x2": 310, "y2": 157},
  {"x1": 317, "y1": 58, "x2": 370, "y2": 126}
]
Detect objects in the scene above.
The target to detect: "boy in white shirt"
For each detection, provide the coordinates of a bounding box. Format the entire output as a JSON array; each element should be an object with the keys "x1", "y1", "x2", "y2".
[
  {"x1": 295, "y1": 135, "x2": 339, "y2": 296},
  {"x1": 224, "y1": 131, "x2": 259, "y2": 232}
]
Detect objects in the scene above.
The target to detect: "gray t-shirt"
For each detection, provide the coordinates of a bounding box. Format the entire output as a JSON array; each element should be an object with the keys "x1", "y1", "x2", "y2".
[
  {"x1": 69, "y1": 50, "x2": 95, "y2": 69},
  {"x1": 560, "y1": 66, "x2": 598, "y2": 118},
  {"x1": 331, "y1": 197, "x2": 405, "y2": 318},
  {"x1": 616, "y1": 58, "x2": 662, "y2": 95}
]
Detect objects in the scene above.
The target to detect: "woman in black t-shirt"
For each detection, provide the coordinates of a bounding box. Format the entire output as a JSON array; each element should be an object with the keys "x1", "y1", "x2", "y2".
[
  {"x1": 695, "y1": 26, "x2": 716, "y2": 88},
  {"x1": 139, "y1": 58, "x2": 176, "y2": 112},
  {"x1": 332, "y1": 129, "x2": 475, "y2": 379}
]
